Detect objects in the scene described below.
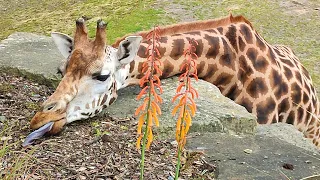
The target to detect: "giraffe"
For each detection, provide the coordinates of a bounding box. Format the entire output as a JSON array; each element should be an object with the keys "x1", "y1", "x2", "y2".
[{"x1": 28, "y1": 14, "x2": 320, "y2": 147}]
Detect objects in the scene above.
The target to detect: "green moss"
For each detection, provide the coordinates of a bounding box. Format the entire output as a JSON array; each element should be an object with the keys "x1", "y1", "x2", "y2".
[
  {"x1": 0, "y1": 0, "x2": 168, "y2": 43},
  {"x1": 0, "y1": 83, "x2": 14, "y2": 93},
  {"x1": 25, "y1": 102, "x2": 40, "y2": 110}
]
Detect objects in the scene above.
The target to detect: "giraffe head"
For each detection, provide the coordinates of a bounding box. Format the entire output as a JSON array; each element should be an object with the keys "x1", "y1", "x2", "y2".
[{"x1": 30, "y1": 18, "x2": 142, "y2": 134}]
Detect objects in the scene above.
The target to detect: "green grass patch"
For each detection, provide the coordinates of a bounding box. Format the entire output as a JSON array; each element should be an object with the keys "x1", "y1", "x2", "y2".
[{"x1": 0, "y1": 0, "x2": 167, "y2": 43}]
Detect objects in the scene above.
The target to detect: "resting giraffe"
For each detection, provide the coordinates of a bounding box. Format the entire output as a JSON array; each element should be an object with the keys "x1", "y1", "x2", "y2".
[{"x1": 29, "y1": 14, "x2": 320, "y2": 147}]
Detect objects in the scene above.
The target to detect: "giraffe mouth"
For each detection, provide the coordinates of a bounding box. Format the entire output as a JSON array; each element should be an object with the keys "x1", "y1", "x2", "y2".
[{"x1": 24, "y1": 118, "x2": 66, "y2": 147}]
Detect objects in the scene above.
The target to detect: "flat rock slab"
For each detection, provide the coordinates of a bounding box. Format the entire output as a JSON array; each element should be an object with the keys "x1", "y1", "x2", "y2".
[
  {"x1": 108, "y1": 77, "x2": 257, "y2": 138},
  {"x1": 187, "y1": 124, "x2": 320, "y2": 179},
  {"x1": 0, "y1": 32, "x2": 63, "y2": 87}
]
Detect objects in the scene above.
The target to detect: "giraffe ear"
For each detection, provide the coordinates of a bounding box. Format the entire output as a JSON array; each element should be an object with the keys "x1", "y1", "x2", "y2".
[
  {"x1": 116, "y1": 36, "x2": 142, "y2": 65},
  {"x1": 51, "y1": 32, "x2": 74, "y2": 59}
]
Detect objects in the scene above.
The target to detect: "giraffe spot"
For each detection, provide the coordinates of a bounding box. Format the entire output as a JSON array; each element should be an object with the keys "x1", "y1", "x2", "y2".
[
  {"x1": 74, "y1": 106, "x2": 81, "y2": 112},
  {"x1": 312, "y1": 95, "x2": 317, "y2": 108},
  {"x1": 195, "y1": 39, "x2": 203, "y2": 58},
  {"x1": 217, "y1": 27, "x2": 223, "y2": 34},
  {"x1": 196, "y1": 61, "x2": 206, "y2": 76},
  {"x1": 239, "y1": 97, "x2": 253, "y2": 113},
  {"x1": 202, "y1": 64, "x2": 218, "y2": 81},
  {"x1": 303, "y1": 93, "x2": 309, "y2": 104},
  {"x1": 129, "y1": 60, "x2": 135, "y2": 74},
  {"x1": 225, "y1": 25, "x2": 238, "y2": 53},
  {"x1": 172, "y1": 34, "x2": 182, "y2": 37},
  {"x1": 270, "y1": 69, "x2": 288, "y2": 99},
  {"x1": 278, "y1": 98, "x2": 290, "y2": 114},
  {"x1": 240, "y1": 24, "x2": 253, "y2": 44},
  {"x1": 214, "y1": 73, "x2": 234, "y2": 90},
  {"x1": 204, "y1": 35, "x2": 220, "y2": 59},
  {"x1": 219, "y1": 39, "x2": 235, "y2": 70},
  {"x1": 186, "y1": 37, "x2": 203, "y2": 58},
  {"x1": 138, "y1": 62, "x2": 144, "y2": 73},
  {"x1": 108, "y1": 82, "x2": 114, "y2": 91},
  {"x1": 295, "y1": 71, "x2": 303, "y2": 85},
  {"x1": 81, "y1": 112, "x2": 90, "y2": 116},
  {"x1": 158, "y1": 46, "x2": 166, "y2": 57},
  {"x1": 305, "y1": 106, "x2": 312, "y2": 125},
  {"x1": 246, "y1": 48, "x2": 258, "y2": 62},
  {"x1": 237, "y1": 55, "x2": 253, "y2": 83},
  {"x1": 267, "y1": 47, "x2": 277, "y2": 64},
  {"x1": 301, "y1": 66, "x2": 310, "y2": 78},
  {"x1": 205, "y1": 29, "x2": 218, "y2": 34},
  {"x1": 297, "y1": 107, "x2": 305, "y2": 123},
  {"x1": 159, "y1": 37, "x2": 168, "y2": 43},
  {"x1": 170, "y1": 39, "x2": 185, "y2": 60},
  {"x1": 253, "y1": 55, "x2": 269, "y2": 73},
  {"x1": 100, "y1": 94, "x2": 108, "y2": 106},
  {"x1": 109, "y1": 97, "x2": 116, "y2": 105},
  {"x1": 184, "y1": 31, "x2": 201, "y2": 36},
  {"x1": 256, "y1": 97, "x2": 276, "y2": 124},
  {"x1": 246, "y1": 77, "x2": 268, "y2": 98},
  {"x1": 255, "y1": 34, "x2": 266, "y2": 51},
  {"x1": 136, "y1": 74, "x2": 144, "y2": 79},
  {"x1": 92, "y1": 99, "x2": 96, "y2": 108},
  {"x1": 291, "y1": 82, "x2": 302, "y2": 104},
  {"x1": 238, "y1": 36, "x2": 246, "y2": 52},
  {"x1": 283, "y1": 66, "x2": 293, "y2": 80},
  {"x1": 224, "y1": 84, "x2": 241, "y2": 101},
  {"x1": 160, "y1": 60, "x2": 174, "y2": 79},
  {"x1": 286, "y1": 111, "x2": 295, "y2": 125},
  {"x1": 280, "y1": 57, "x2": 295, "y2": 67}
]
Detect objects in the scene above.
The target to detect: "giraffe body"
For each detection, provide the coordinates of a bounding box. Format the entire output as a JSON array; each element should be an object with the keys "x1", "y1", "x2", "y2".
[{"x1": 28, "y1": 14, "x2": 320, "y2": 147}]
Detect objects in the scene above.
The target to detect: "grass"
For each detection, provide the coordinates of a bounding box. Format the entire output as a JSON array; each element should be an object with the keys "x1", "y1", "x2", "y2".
[{"x1": 0, "y1": 0, "x2": 167, "y2": 43}]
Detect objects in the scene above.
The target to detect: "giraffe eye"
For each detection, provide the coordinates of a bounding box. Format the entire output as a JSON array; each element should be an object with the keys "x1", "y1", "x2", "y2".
[{"x1": 92, "y1": 73, "x2": 110, "y2": 81}]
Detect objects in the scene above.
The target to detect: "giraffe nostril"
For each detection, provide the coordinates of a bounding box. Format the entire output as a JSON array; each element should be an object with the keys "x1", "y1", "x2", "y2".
[{"x1": 43, "y1": 103, "x2": 57, "y2": 112}]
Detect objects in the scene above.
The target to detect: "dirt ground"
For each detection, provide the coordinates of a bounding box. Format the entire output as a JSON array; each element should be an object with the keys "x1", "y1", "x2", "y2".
[{"x1": 0, "y1": 72, "x2": 216, "y2": 179}]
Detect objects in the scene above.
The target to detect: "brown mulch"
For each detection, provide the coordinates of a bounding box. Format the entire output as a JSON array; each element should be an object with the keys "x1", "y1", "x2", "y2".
[{"x1": 0, "y1": 72, "x2": 217, "y2": 179}]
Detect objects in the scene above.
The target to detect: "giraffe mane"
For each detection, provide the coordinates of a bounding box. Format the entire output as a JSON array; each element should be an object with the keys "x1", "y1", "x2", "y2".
[{"x1": 112, "y1": 13, "x2": 253, "y2": 47}]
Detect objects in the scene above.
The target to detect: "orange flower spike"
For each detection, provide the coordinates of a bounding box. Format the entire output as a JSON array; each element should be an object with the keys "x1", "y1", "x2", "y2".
[
  {"x1": 176, "y1": 83, "x2": 185, "y2": 93},
  {"x1": 187, "y1": 104, "x2": 196, "y2": 116},
  {"x1": 147, "y1": 110, "x2": 153, "y2": 127},
  {"x1": 172, "y1": 103, "x2": 183, "y2": 116},
  {"x1": 137, "y1": 86, "x2": 149, "y2": 100},
  {"x1": 137, "y1": 113, "x2": 146, "y2": 134},
  {"x1": 172, "y1": 93, "x2": 184, "y2": 103},
  {"x1": 135, "y1": 105, "x2": 144, "y2": 116},
  {"x1": 151, "y1": 101, "x2": 161, "y2": 115},
  {"x1": 154, "y1": 83, "x2": 163, "y2": 94},
  {"x1": 153, "y1": 75, "x2": 161, "y2": 86},
  {"x1": 146, "y1": 127, "x2": 153, "y2": 150},
  {"x1": 136, "y1": 134, "x2": 143, "y2": 149},
  {"x1": 188, "y1": 97, "x2": 197, "y2": 111}
]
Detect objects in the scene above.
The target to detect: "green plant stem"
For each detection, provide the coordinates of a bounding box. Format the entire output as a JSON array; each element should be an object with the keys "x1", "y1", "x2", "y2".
[
  {"x1": 175, "y1": 146, "x2": 182, "y2": 179},
  {"x1": 140, "y1": 26, "x2": 156, "y2": 180}
]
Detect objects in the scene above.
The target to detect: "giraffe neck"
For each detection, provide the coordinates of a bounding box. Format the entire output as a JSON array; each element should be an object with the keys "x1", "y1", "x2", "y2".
[{"x1": 115, "y1": 16, "x2": 320, "y2": 147}]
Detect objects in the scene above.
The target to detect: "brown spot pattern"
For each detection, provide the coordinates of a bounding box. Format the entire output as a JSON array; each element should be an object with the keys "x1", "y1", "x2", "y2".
[
  {"x1": 204, "y1": 34, "x2": 220, "y2": 59},
  {"x1": 170, "y1": 39, "x2": 185, "y2": 60}
]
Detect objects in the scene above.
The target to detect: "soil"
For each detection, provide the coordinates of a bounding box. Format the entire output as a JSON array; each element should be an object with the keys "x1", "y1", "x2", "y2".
[{"x1": 0, "y1": 72, "x2": 217, "y2": 179}]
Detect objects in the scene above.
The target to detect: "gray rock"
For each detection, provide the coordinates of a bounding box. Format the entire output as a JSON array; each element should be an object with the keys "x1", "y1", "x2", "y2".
[
  {"x1": 107, "y1": 77, "x2": 257, "y2": 138},
  {"x1": 0, "y1": 32, "x2": 63, "y2": 87},
  {"x1": 0, "y1": 116, "x2": 6, "y2": 122}
]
